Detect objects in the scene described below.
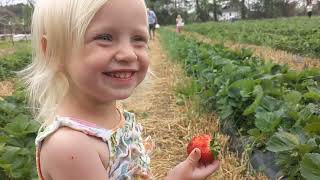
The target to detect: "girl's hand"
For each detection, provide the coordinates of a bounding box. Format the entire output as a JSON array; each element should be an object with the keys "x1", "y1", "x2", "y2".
[{"x1": 165, "y1": 148, "x2": 220, "y2": 180}]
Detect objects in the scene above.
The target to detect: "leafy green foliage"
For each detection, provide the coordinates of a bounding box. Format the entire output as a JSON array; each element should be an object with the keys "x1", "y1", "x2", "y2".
[
  {"x1": 0, "y1": 44, "x2": 38, "y2": 179},
  {"x1": 159, "y1": 28, "x2": 320, "y2": 179},
  {"x1": 0, "y1": 86, "x2": 39, "y2": 180},
  {"x1": 184, "y1": 16, "x2": 320, "y2": 58},
  {"x1": 0, "y1": 48, "x2": 32, "y2": 81},
  {"x1": 301, "y1": 153, "x2": 320, "y2": 180}
]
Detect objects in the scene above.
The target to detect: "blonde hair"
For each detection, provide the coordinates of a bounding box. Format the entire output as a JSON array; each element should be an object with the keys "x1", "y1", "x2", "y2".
[{"x1": 20, "y1": 0, "x2": 109, "y2": 125}]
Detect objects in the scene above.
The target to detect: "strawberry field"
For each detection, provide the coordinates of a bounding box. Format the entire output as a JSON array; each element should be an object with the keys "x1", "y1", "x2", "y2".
[
  {"x1": 0, "y1": 43, "x2": 38, "y2": 180},
  {"x1": 0, "y1": 18, "x2": 320, "y2": 179},
  {"x1": 183, "y1": 17, "x2": 320, "y2": 58},
  {"x1": 159, "y1": 28, "x2": 320, "y2": 179}
]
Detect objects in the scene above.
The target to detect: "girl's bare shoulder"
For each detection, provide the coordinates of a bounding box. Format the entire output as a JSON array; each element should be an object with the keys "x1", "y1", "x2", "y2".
[{"x1": 39, "y1": 127, "x2": 109, "y2": 180}]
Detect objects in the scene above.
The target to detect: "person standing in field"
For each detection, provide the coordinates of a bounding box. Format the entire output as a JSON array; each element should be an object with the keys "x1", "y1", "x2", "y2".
[
  {"x1": 176, "y1": 14, "x2": 184, "y2": 33},
  {"x1": 21, "y1": 0, "x2": 220, "y2": 179},
  {"x1": 147, "y1": 8, "x2": 157, "y2": 40},
  {"x1": 307, "y1": 3, "x2": 313, "y2": 18}
]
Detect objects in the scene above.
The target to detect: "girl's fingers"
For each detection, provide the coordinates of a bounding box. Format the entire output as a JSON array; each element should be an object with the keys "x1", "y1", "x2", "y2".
[
  {"x1": 193, "y1": 160, "x2": 220, "y2": 179},
  {"x1": 186, "y1": 148, "x2": 201, "y2": 167},
  {"x1": 201, "y1": 160, "x2": 220, "y2": 177}
]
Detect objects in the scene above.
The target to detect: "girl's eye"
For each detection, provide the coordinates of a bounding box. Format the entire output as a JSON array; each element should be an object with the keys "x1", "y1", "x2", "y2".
[
  {"x1": 95, "y1": 34, "x2": 113, "y2": 41},
  {"x1": 132, "y1": 36, "x2": 148, "y2": 47},
  {"x1": 133, "y1": 36, "x2": 147, "y2": 43}
]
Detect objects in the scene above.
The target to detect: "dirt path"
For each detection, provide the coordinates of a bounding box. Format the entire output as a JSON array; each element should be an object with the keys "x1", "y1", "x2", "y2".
[
  {"x1": 0, "y1": 48, "x2": 15, "y2": 59},
  {"x1": 0, "y1": 81, "x2": 13, "y2": 97},
  {"x1": 0, "y1": 48, "x2": 16, "y2": 97},
  {"x1": 120, "y1": 35, "x2": 267, "y2": 179},
  {"x1": 180, "y1": 30, "x2": 320, "y2": 71}
]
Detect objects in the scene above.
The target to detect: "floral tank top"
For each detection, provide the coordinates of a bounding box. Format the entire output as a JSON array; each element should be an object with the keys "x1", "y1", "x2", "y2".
[{"x1": 35, "y1": 109, "x2": 154, "y2": 180}]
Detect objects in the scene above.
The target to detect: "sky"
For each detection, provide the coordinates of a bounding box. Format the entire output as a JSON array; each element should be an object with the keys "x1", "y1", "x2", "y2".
[{"x1": 0, "y1": 0, "x2": 28, "y2": 5}]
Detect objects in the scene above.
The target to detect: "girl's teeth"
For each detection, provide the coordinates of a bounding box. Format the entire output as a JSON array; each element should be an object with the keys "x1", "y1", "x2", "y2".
[{"x1": 107, "y1": 72, "x2": 133, "y2": 79}]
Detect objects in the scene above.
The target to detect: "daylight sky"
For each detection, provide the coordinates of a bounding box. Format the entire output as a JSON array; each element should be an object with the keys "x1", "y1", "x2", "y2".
[{"x1": 0, "y1": 0, "x2": 28, "y2": 5}]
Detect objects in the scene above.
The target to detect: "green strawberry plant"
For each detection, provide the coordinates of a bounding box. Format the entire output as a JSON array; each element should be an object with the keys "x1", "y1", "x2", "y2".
[
  {"x1": 0, "y1": 50, "x2": 32, "y2": 81},
  {"x1": 184, "y1": 16, "x2": 320, "y2": 58},
  {"x1": 0, "y1": 42, "x2": 40, "y2": 179},
  {"x1": 0, "y1": 85, "x2": 39, "y2": 179},
  {"x1": 159, "y1": 28, "x2": 320, "y2": 179}
]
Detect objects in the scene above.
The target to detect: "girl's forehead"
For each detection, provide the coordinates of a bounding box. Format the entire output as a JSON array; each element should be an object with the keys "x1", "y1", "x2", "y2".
[
  {"x1": 94, "y1": 0, "x2": 146, "y2": 20},
  {"x1": 101, "y1": 0, "x2": 146, "y2": 12},
  {"x1": 85, "y1": 0, "x2": 147, "y2": 33}
]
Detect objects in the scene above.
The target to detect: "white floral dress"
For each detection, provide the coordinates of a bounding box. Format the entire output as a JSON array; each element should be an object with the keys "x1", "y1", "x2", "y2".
[{"x1": 35, "y1": 109, "x2": 153, "y2": 180}]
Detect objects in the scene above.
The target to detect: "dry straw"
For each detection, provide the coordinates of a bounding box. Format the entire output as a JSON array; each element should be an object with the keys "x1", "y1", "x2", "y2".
[{"x1": 0, "y1": 80, "x2": 14, "y2": 97}]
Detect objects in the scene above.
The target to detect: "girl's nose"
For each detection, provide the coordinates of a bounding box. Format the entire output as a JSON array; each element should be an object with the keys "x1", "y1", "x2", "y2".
[{"x1": 114, "y1": 43, "x2": 138, "y2": 63}]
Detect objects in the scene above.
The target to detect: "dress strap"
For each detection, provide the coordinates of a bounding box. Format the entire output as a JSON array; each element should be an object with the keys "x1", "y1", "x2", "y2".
[{"x1": 35, "y1": 116, "x2": 115, "y2": 147}]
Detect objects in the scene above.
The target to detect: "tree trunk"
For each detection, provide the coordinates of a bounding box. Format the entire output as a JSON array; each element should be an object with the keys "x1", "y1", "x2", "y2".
[
  {"x1": 196, "y1": 0, "x2": 200, "y2": 20},
  {"x1": 240, "y1": 0, "x2": 246, "y2": 19},
  {"x1": 213, "y1": 0, "x2": 218, "y2": 21}
]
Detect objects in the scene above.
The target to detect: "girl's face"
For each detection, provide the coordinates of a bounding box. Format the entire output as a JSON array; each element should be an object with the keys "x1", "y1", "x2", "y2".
[{"x1": 65, "y1": 0, "x2": 149, "y2": 104}]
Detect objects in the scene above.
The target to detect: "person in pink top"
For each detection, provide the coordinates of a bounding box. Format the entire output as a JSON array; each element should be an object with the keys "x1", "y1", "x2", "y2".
[
  {"x1": 176, "y1": 14, "x2": 184, "y2": 33},
  {"x1": 21, "y1": 0, "x2": 220, "y2": 179}
]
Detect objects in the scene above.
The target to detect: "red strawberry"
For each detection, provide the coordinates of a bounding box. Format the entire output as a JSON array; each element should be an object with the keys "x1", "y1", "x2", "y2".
[{"x1": 187, "y1": 133, "x2": 220, "y2": 164}]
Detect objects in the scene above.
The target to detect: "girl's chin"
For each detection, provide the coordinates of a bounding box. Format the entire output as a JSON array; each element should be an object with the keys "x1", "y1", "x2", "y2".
[
  {"x1": 115, "y1": 95, "x2": 131, "y2": 100},
  {"x1": 105, "y1": 91, "x2": 133, "y2": 101}
]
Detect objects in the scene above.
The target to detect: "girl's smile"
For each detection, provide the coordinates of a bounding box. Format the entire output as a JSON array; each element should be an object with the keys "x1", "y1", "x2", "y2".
[{"x1": 103, "y1": 70, "x2": 137, "y2": 86}]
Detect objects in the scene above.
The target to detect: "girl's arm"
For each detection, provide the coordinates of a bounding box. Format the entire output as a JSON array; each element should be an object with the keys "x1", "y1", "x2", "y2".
[{"x1": 40, "y1": 128, "x2": 108, "y2": 180}]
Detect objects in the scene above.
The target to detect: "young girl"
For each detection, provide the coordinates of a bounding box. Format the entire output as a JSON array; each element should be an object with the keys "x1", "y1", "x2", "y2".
[
  {"x1": 22, "y1": 0, "x2": 219, "y2": 179},
  {"x1": 176, "y1": 15, "x2": 184, "y2": 33}
]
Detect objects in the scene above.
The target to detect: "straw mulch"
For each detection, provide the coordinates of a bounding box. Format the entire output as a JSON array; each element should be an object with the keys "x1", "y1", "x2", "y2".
[
  {"x1": 120, "y1": 35, "x2": 268, "y2": 179},
  {"x1": 181, "y1": 30, "x2": 320, "y2": 71},
  {"x1": 0, "y1": 81, "x2": 14, "y2": 97},
  {"x1": 0, "y1": 47, "x2": 15, "y2": 98},
  {"x1": 0, "y1": 48, "x2": 15, "y2": 59}
]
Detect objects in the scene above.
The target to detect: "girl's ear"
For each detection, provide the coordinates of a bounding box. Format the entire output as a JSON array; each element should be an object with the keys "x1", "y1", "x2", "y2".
[{"x1": 41, "y1": 35, "x2": 47, "y2": 55}]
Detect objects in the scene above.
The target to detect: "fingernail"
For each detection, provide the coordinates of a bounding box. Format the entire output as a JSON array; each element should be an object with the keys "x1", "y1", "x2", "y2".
[{"x1": 194, "y1": 148, "x2": 199, "y2": 154}]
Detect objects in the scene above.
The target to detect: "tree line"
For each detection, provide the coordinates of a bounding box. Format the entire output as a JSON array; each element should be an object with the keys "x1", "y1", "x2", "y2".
[
  {"x1": 0, "y1": 0, "x2": 34, "y2": 34},
  {"x1": 0, "y1": 0, "x2": 319, "y2": 34}
]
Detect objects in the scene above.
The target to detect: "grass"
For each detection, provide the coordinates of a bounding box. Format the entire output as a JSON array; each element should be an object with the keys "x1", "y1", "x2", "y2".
[{"x1": 0, "y1": 40, "x2": 31, "y2": 50}]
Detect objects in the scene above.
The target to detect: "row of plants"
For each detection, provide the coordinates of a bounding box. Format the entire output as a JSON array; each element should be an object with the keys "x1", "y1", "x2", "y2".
[
  {"x1": 0, "y1": 44, "x2": 38, "y2": 179},
  {"x1": 159, "y1": 28, "x2": 320, "y2": 179},
  {"x1": 0, "y1": 42, "x2": 32, "y2": 81},
  {"x1": 183, "y1": 16, "x2": 320, "y2": 58},
  {"x1": 0, "y1": 87, "x2": 39, "y2": 180}
]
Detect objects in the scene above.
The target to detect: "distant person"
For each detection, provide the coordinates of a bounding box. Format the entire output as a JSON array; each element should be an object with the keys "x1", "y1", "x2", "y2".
[
  {"x1": 147, "y1": 8, "x2": 157, "y2": 40},
  {"x1": 229, "y1": 15, "x2": 235, "y2": 22},
  {"x1": 307, "y1": 4, "x2": 313, "y2": 18},
  {"x1": 176, "y1": 14, "x2": 184, "y2": 33}
]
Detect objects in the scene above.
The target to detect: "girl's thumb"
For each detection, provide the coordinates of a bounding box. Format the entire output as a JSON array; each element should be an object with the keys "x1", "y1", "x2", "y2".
[{"x1": 187, "y1": 148, "x2": 201, "y2": 165}]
